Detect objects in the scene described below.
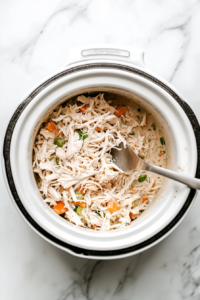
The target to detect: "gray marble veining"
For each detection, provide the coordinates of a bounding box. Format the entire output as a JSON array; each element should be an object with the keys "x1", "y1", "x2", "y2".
[{"x1": 1, "y1": 0, "x2": 200, "y2": 299}]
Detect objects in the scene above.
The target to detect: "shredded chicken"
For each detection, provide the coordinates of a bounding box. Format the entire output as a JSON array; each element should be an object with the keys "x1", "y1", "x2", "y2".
[{"x1": 33, "y1": 94, "x2": 166, "y2": 230}]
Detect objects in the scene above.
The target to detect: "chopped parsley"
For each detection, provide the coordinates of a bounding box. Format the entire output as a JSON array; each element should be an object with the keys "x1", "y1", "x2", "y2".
[
  {"x1": 76, "y1": 129, "x2": 88, "y2": 140},
  {"x1": 160, "y1": 137, "x2": 165, "y2": 145},
  {"x1": 138, "y1": 174, "x2": 147, "y2": 182},
  {"x1": 151, "y1": 123, "x2": 156, "y2": 131},
  {"x1": 73, "y1": 205, "x2": 78, "y2": 212},
  {"x1": 95, "y1": 211, "x2": 101, "y2": 217}
]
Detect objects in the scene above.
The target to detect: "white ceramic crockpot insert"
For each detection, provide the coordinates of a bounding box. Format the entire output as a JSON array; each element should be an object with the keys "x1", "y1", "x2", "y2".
[{"x1": 3, "y1": 45, "x2": 199, "y2": 259}]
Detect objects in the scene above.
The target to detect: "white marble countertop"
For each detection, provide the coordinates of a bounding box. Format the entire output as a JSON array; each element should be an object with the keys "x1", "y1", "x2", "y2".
[{"x1": 1, "y1": 0, "x2": 200, "y2": 299}]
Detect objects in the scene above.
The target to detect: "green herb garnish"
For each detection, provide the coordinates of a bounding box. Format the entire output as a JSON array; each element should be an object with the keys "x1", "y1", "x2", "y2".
[
  {"x1": 56, "y1": 157, "x2": 59, "y2": 165},
  {"x1": 73, "y1": 206, "x2": 78, "y2": 212},
  {"x1": 76, "y1": 129, "x2": 88, "y2": 140},
  {"x1": 160, "y1": 137, "x2": 165, "y2": 145},
  {"x1": 130, "y1": 132, "x2": 135, "y2": 135},
  {"x1": 151, "y1": 123, "x2": 156, "y2": 131},
  {"x1": 138, "y1": 174, "x2": 147, "y2": 182},
  {"x1": 54, "y1": 137, "x2": 65, "y2": 147},
  {"x1": 95, "y1": 211, "x2": 101, "y2": 217},
  {"x1": 83, "y1": 134, "x2": 88, "y2": 140}
]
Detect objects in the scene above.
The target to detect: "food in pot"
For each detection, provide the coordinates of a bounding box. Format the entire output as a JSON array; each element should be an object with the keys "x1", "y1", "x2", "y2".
[{"x1": 33, "y1": 94, "x2": 166, "y2": 230}]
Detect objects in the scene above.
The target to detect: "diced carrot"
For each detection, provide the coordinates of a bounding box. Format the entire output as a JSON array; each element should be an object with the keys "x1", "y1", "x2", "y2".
[
  {"x1": 52, "y1": 201, "x2": 67, "y2": 215},
  {"x1": 77, "y1": 186, "x2": 85, "y2": 194},
  {"x1": 54, "y1": 130, "x2": 60, "y2": 136},
  {"x1": 142, "y1": 197, "x2": 149, "y2": 203},
  {"x1": 115, "y1": 106, "x2": 126, "y2": 117},
  {"x1": 158, "y1": 152, "x2": 165, "y2": 157},
  {"x1": 95, "y1": 126, "x2": 102, "y2": 132},
  {"x1": 72, "y1": 201, "x2": 86, "y2": 208},
  {"x1": 92, "y1": 224, "x2": 98, "y2": 229},
  {"x1": 107, "y1": 200, "x2": 120, "y2": 213},
  {"x1": 67, "y1": 187, "x2": 71, "y2": 192},
  {"x1": 80, "y1": 105, "x2": 87, "y2": 113},
  {"x1": 77, "y1": 201, "x2": 86, "y2": 208},
  {"x1": 131, "y1": 146, "x2": 135, "y2": 150},
  {"x1": 45, "y1": 120, "x2": 60, "y2": 136},
  {"x1": 45, "y1": 120, "x2": 55, "y2": 132},
  {"x1": 130, "y1": 212, "x2": 138, "y2": 220},
  {"x1": 152, "y1": 182, "x2": 155, "y2": 188}
]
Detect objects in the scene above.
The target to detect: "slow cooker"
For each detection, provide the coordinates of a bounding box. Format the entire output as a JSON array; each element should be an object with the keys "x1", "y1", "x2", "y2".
[{"x1": 2, "y1": 45, "x2": 200, "y2": 259}]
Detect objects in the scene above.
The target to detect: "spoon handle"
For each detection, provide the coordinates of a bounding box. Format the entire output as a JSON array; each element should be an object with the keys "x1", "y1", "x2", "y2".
[{"x1": 147, "y1": 163, "x2": 200, "y2": 190}]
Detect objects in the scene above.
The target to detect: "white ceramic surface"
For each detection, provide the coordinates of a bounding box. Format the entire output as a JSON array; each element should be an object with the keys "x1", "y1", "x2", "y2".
[{"x1": 1, "y1": 0, "x2": 200, "y2": 299}]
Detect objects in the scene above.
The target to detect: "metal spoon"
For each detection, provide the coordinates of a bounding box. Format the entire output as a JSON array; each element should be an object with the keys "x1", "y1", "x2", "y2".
[{"x1": 110, "y1": 142, "x2": 200, "y2": 190}]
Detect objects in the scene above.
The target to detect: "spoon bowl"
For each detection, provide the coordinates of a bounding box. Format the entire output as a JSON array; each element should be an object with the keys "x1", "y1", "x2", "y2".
[{"x1": 111, "y1": 142, "x2": 200, "y2": 190}]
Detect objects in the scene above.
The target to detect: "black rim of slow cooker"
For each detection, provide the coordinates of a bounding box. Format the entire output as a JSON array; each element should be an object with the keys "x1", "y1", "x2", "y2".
[{"x1": 3, "y1": 63, "x2": 200, "y2": 258}]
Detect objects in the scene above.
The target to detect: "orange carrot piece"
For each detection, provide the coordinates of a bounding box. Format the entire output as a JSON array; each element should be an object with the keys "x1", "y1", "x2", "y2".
[
  {"x1": 95, "y1": 126, "x2": 102, "y2": 132},
  {"x1": 142, "y1": 197, "x2": 149, "y2": 203},
  {"x1": 92, "y1": 224, "x2": 98, "y2": 229},
  {"x1": 67, "y1": 187, "x2": 71, "y2": 192},
  {"x1": 45, "y1": 120, "x2": 60, "y2": 136},
  {"x1": 115, "y1": 106, "x2": 126, "y2": 117},
  {"x1": 107, "y1": 200, "x2": 120, "y2": 213},
  {"x1": 152, "y1": 182, "x2": 155, "y2": 188},
  {"x1": 45, "y1": 120, "x2": 55, "y2": 132},
  {"x1": 72, "y1": 201, "x2": 86, "y2": 208},
  {"x1": 80, "y1": 105, "x2": 87, "y2": 113},
  {"x1": 131, "y1": 146, "x2": 135, "y2": 150},
  {"x1": 52, "y1": 201, "x2": 67, "y2": 215},
  {"x1": 77, "y1": 186, "x2": 85, "y2": 195},
  {"x1": 77, "y1": 201, "x2": 86, "y2": 208},
  {"x1": 54, "y1": 130, "x2": 60, "y2": 136},
  {"x1": 130, "y1": 212, "x2": 138, "y2": 220},
  {"x1": 158, "y1": 152, "x2": 165, "y2": 157}
]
